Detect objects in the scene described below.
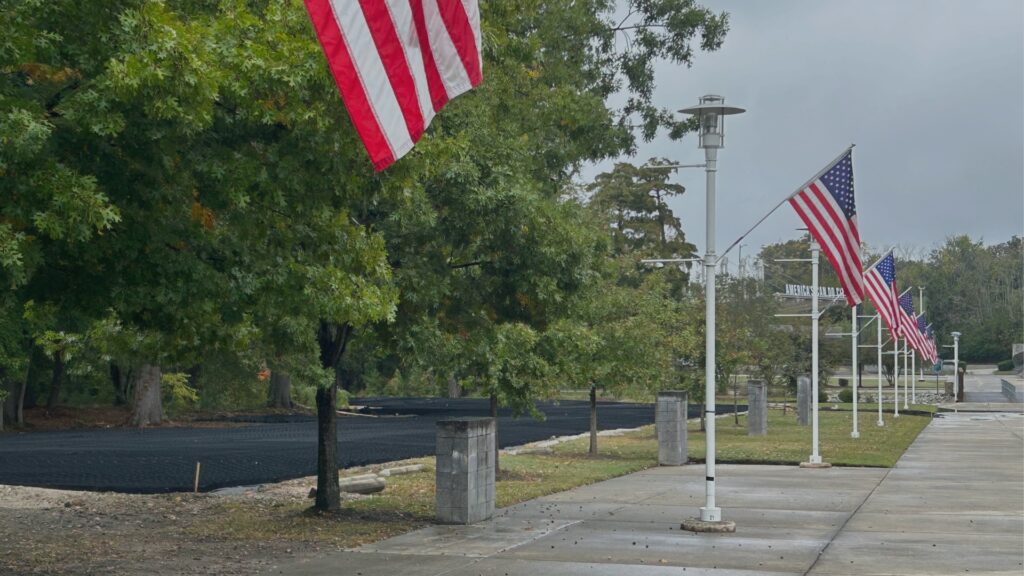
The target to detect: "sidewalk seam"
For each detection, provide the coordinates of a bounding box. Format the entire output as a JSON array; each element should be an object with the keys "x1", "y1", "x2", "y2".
[{"x1": 801, "y1": 462, "x2": 894, "y2": 576}]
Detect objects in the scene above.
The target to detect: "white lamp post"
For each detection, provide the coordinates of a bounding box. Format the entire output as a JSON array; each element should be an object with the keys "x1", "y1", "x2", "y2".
[{"x1": 678, "y1": 95, "x2": 744, "y2": 532}]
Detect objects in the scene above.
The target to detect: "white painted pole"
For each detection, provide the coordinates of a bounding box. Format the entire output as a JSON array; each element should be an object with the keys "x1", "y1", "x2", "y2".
[
  {"x1": 809, "y1": 241, "x2": 822, "y2": 463},
  {"x1": 701, "y1": 146, "x2": 720, "y2": 522},
  {"x1": 911, "y1": 349, "x2": 917, "y2": 405},
  {"x1": 876, "y1": 316, "x2": 884, "y2": 427},
  {"x1": 851, "y1": 304, "x2": 860, "y2": 438},
  {"x1": 903, "y1": 340, "x2": 910, "y2": 409},
  {"x1": 953, "y1": 333, "x2": 961, "y2": 401},
  {"x1": 893, "y1": 338, "x2": 900, "y2": 418}
]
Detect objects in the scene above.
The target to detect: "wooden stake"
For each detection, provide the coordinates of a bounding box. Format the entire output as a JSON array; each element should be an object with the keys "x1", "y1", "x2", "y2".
[{"x1": 193, "y1": 462, "x2": 201, "y2": 493}]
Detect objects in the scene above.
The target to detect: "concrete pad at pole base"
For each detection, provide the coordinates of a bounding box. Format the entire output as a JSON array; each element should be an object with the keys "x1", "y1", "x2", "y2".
[
  {"x1": 799, "y1": 461, "x2": 832, "y2": 469},
  {"x1": 679, "y1": 517, "x2": 736, "y2": 533}
]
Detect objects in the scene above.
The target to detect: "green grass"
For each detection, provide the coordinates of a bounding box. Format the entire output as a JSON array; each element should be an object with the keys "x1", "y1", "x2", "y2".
[
  {"x1": 688, "y1": 408, "x2": 931, "y2": 467},
  {"x1": 193, "y1": 407, "x2": 930, "y2": 548},
  {"x1": 192, "y1": 435, "x2": 657, "y2": 549}
]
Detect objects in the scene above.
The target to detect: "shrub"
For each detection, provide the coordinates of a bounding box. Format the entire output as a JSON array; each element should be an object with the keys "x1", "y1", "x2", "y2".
[
  {"x1": 819, "y1": 388, "x2": 828, "y2": 403},
  {"x1": 838, "y1": 388, "x2": 854, "y2": 403},
  {"x1": 997, "y1": 359, "x2": 1015, "y2": 372}
]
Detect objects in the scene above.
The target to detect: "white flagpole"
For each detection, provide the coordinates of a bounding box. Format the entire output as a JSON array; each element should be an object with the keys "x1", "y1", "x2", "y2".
[
  {"x1": 911, "y1": 349, "x2": 917, "y2": 404},
  {"x1": 876, "y1": 315, "x2": 884, "y2": 427},
  {"x1": 851, "y1": 304, "x2": 860, "y2": 438},
  {"x1": 809, "y1": 240, "x2": 823, "y2": 464},
  {"x1": 903, "y1": 340, "x2": 910, "y2": 409},
  {"x1": 893, "y1": 337, "x2": 900, "y2": 418}
]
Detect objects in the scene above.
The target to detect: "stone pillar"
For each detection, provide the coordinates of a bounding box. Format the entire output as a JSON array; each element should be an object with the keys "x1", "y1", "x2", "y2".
[
  {"x1": 796, "y1": 375, "x2": 810, "y2": 426},
  {"x1": 656, "y1": 391, "x2": 688, "y2": 466},
  {"x1": 747, "y1": 380, "x2": 767, "y2": 436},
  {"x1": 435, "y1": 417, "x2": 495, "y2": 525}
]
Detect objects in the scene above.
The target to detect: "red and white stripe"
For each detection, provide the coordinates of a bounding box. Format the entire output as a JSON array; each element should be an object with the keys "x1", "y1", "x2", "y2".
[
  {"x1": 864, "y1": 265, "x2": 899, "y2": 339},
  {"x1": 304, "y1": 0, "x2": 482, "y2": 171},
  {"x1": 789, "y1": 183, "x2": 865, "y2": 307},
  {"x1": 898, "y1": 309, "x2": 926, "y2": 354}
]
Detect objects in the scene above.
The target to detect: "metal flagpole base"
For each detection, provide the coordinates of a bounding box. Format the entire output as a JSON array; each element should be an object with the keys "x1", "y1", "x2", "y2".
[
  {"x1": 682, "y1": 515, "x2": 736, "y2": 533},
  {"x1": 800, "y1": 461, "x2": 833, "y2": 469}
]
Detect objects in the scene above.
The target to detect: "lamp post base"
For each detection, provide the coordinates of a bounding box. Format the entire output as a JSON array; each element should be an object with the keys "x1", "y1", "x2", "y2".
[
  {"x1": 850, "y1": 431, "x2": 860, "y2": 438},
  {"x1": 800, "y1": 461, "x2": 832, "y2": 469},
  {"x1": 876, "y1": 420, "x2": 884, "y2": 427},
  {"x1": 681, "y1": 517, "x2": 736, "y2": 533}
]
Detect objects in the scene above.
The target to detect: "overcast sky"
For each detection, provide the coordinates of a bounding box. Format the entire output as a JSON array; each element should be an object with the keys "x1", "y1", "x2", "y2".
[{"x1": 583, "y1": 0, "x2": 1023, "y2": 269}]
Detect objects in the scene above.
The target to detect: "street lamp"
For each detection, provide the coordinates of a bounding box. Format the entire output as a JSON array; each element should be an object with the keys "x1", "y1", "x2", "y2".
[
  {"x1": 678, "y1": 95, "x2": 745, "y2": 532},
  {"x1": 951, "y1": 331, "x2": 961, "y2": 400}
]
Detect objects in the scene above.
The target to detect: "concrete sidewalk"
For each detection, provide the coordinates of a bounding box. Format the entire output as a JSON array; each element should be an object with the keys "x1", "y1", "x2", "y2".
[{"x1": 279, "y1": 413, "x2": 1024, "y2": 576}]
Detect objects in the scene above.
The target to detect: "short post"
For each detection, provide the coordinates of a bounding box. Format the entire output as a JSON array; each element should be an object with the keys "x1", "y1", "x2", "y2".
[
  {"x1": 435, "y1": 417, "x2": 495, "y2": 525},
  {"x1": 746, "y1": 380, "x2": 767, "y2": 436},
  {"x1": 796, "y1": 375, "x2": 811, "y2": 425},
  {"x1": 656, "y1": 391, "x2": 688, "y2": 466}
]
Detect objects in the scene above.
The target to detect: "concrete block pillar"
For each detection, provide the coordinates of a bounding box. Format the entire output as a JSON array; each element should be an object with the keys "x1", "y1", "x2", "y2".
[
  {"x1": 656, "y1": 391, "x2": 688, "y2": 466},
  {"x1": 747, "y1": 380, "x2": 768, "y2": 436},
  {"x1": 435, "y1": 417, "x2": 495, "y2": 524},
  {"x1": 796, "y1": 375, "x2": 810, "y2": 426}
]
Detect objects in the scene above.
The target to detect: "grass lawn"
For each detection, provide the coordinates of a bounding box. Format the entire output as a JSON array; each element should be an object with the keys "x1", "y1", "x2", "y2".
[
  {"x1": 689, "y1": 407, "x2": 931, "y2": 467},
  {"x1": 194, "y1": 407, "x2": 930, "y2": 549}
]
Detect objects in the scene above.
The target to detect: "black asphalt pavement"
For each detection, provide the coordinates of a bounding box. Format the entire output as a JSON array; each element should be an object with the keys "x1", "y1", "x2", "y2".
[{"x1": 0, "y1": 398, "x2": 744, "y2": 493}]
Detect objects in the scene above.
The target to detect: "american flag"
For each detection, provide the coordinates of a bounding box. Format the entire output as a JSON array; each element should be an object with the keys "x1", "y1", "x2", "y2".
[
  {"x1": 898, "y1": 292, "x2": 926, "y2": 353},
  {"x1": 926, "y1": 325, "x2": 939, "y2": 363},
  {"x1": 789, "y1": 148, "x2": 865, "y2": 307},
  {"x1": 918, "y1": 317, "x2": 937, "y2": 363},
  {"x1": 304, "y1": 0, "x2": 482, "y2": 171},
  {"x1": 864, "y1": 252, "x2": 899, "y2": 338}
]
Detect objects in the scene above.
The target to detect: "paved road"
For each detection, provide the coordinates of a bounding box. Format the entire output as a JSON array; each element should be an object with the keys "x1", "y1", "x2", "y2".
[
  {"x1": 0, "y1": 398, "x2": 743, "y2": 493},
  {"x1": 279, "y1": 411, "x2": 1024, "y2": 576}
]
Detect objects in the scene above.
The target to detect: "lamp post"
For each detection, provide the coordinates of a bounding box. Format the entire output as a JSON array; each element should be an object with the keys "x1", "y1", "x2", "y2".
[
  {"x1": 678, "y1": 95, "x2": 744, "y2": 532},
  {"x1": 952, "y1": 331, "x2": 961, "y2": 401}
]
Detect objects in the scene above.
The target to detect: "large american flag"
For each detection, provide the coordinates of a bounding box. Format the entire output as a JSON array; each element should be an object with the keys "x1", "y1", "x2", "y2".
[
  {"x1": 304, "y1": 0, "x2": 482, "y2": 171},
  {"x1": 788, "y1": 148, "x2": 865, "y2": 307},
  {"x1": 864, "y1": 252, "x2": 899, "y2": 338},
  {"x1": 898, "y1": 293, "x2": 926, "y2": 353}
]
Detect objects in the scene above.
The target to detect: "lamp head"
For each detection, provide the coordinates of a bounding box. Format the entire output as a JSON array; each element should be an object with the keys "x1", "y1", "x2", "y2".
[
  {"x1": 679, "y1": 94, "x2": 745, "y2": 149},
  {"x1": 951, "y1": 331, "x2": 961, "y2": 340}
]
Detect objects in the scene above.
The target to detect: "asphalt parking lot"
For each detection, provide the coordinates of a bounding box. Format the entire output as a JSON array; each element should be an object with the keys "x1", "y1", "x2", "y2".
[{"x1": 0, "y1": 398, "x2": 745, "y2": 493}]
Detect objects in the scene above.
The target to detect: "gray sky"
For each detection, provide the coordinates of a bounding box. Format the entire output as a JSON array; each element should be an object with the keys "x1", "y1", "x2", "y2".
[{"x1": 584, "y1": 0, "x2": 1024, "y2": 269}]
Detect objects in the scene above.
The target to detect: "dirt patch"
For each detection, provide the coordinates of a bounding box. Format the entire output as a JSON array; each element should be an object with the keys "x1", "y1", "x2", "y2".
[{"x1": 0, "y1": 478, "x2": 357, "y2": 575}]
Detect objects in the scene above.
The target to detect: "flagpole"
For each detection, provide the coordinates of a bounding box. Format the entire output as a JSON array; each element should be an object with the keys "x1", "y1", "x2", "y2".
[
  {"x1": 851, "y1": 304, "x2": 860, "y2": 438},
  {"x1": 893, "y1": 337, "x2": 900, "y2": 418},
  {"x1": 911, "y1": 349, "x2": 917, "y2": 404},
  {"x1": 803, "y1": 239, "x2": 828, "y2": 467},
  {"x1": 876, "y1": 315, "x2": 884, "y2": 427},
  {"x1": 718, "y1": 144, "x2": 856, "y2": 263},
  {"x1": 903, "y1": 341, "x2": 910, "y2": 409}
]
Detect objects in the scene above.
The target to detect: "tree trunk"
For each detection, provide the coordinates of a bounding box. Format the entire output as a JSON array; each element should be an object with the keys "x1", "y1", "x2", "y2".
[
  {"x1": 46, "y1": 351, "x2": 65, "y2": 410},
  {"x1": 447, "y1": 374, "x2": 460, "y2": 398},
  {"x1": 315, "y1": 381, "x2": 340, "y2": 512},
  {"x1": 589, "y1": 384, "x2": 598, "y2": 456},
  {"x1": 313, "y1": 321, "x2": 352, "y2": 512},
  {"x1": 130, "y1": 364, "x2": 163, "y2": 426},
  {"x1": 490, "y1": 392, "x2": 500, "y2": 475},
  {"x1": 267, "y1": 371, "x2": 293, "y2": 409},
  {"x1": 110, "y1": 363, "x2": 130, "y2": 406},
  {"x1": 4, "y1": 356, "x2": 32, "y2": 426}
]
